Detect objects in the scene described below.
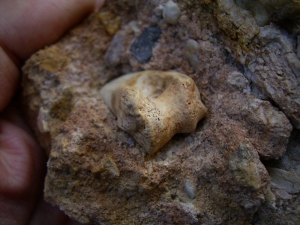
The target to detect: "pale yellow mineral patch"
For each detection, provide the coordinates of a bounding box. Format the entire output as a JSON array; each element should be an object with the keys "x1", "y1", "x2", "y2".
[
  {"x1": 98, "y1": 12, "x2": 121, "y2": 36},
  {"x1": 100, "y1": 71, "x2": 207, "y2": 155}
]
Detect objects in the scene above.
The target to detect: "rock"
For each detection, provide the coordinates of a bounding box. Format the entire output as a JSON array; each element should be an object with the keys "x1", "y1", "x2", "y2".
[
  {"x1": 286, "y1": 52, "x2": 300, "y2": 77},
  {"x1": 163, "y1": 1, "x2": 181, "y2": 25},
  {"x1": 184, "y1": 39, "x2": 199, "y2": 71},
  {"x1": 21, "y1": 1, "x2": 299, "y2": 224},
  {"x1": 98, "y1": 12, "x2": 121, "y2": 36},
  {"x1": 229, "y1": 144, "x2": 265, "y2": 191},
  {"x1": 211, "y1": 68, "x2": 292, "y2": 159},
  {"x1": 226, "y1": 71, "x2": 249, "y2": 91},
  {"x1": 246, "y1": 27, "x2": 300, "y2": 128},
  {"x1": 267, "y1": 167, "x2": 300, "y2": 194},
  {"x1": 235, "y1": 0, "x2": 300, "y2": 34},
  {"x1": 184, "y1": 179, "x2": 197, "y2": 199},
  {"x1": 211, "y1": 0, "x2": 300, "y2": 128},
  {"x1": 252, "y1": 129, "x2": 300, "y2": 224},
  {"x1": 216, "y1": 0, "x2": 260, "y2": 46},
  {"x1": 297, "y1": 36, "x2": 300, "y2": 58},
  {"x1": 100, "y1": 70, "x2": 207, "y2": 155},
  {"x1": 154, "y1": 5, "x2": 163, "y2": 18},
  {"x1": 277, "y1": 130, "x2": 300, "y2": 176},
  {"x1": 104, "y1": 31, "x2": 125, "y2": 66},
  {"x1": 128, "y1": 20, "x2": 141, "y2": 34},
  {"x1": 130, "y1": 26, "x2": 161, "y2": 63},
  {"x1": 256, "y1": 167, "x2": 300, "y2": 224},
  {"x1": 235, "y1": 0, "x2": 270, "y2": 26}
]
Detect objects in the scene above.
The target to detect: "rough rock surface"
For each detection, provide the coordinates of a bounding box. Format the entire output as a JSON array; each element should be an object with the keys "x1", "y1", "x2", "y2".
[
  {"x1": 21, "y1": 0, "x2": 299, "y2": 224},
  {"x1": 100, "y1": 70, "x2": 208, "y2": 155}
]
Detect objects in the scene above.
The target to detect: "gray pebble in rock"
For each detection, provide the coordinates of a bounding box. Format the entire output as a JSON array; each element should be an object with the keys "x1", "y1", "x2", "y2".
[
  {"x1": 163, "y1": 1, "x2": 181, "y2": 25},
  {"x1": 184, "y1": 179, "x2": 197, "y2": 199},
  {"x1": 184, "y1": 39, "x2": 199, "y2": 71},
  {"x1": 130, "y1": 26, "x2": 162, "y2": 63},
  {"x1": 104, "y1": 32, "x2": 124, "y2": 67}
]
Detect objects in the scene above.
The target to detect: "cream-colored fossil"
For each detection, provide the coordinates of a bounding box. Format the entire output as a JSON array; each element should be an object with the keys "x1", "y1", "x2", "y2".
[{"x1": 100, "y1": 70, "x2": 207, "y2": 155}]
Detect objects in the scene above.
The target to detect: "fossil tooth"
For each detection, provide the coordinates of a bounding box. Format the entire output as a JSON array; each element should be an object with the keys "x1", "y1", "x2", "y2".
[{"x1": 100, "y1": 70, "x2": 207, "y2": 155}]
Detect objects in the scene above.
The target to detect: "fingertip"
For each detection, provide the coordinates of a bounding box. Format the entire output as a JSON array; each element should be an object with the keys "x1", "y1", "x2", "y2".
[
  {"x1": 0, "y1": 119, "x2": 48, "y2": 225},
  {"x1": 0, "y1": 0, "x2": 102, "y2": 61},
  {"x1": 0, "y1": 47, "x2": 19, "y2": 112},
  {"x1": 0, "y1": 120, "x2": 46, "y2": 195}
]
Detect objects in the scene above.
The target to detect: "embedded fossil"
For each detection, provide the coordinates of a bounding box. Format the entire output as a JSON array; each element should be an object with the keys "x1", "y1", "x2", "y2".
[{"x1": 100, "y1": 70, "x2": 207, "y2": 155}]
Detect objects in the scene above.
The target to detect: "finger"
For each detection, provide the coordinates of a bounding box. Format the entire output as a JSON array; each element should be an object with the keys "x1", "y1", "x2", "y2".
[
  {"x1": 29, "y1": 197, "x2": 86, "y2": 225},
  {"x1": 0, "y1": 119, "x2": 46, "y2": 224},
  {"x1": 0, "y1": 1, "x2": 104, "y2": 224},
  {"x1": 29, "y1": 198, "x2": 70, "y2": 225},
  {"x1": 0, "y1": 47, "x2": 19, "y2": 112},
  {"x1": 0, "y1": 119, "x2": 45, "y2": 194},
  {"x1": 0, "y1": 0, "x2": 101, "y2": 62},
  {"x1": 1, "y1": 99, "x2": 36, "y2": 134},
  {"x1": 0, "y1": 0, "x2": 103, "y2": 112}
]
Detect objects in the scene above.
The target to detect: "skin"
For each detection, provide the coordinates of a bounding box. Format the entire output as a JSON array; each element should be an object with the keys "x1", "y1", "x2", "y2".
[{"x1": 0, "y1": 0, "x2": 104, "y2": 224}]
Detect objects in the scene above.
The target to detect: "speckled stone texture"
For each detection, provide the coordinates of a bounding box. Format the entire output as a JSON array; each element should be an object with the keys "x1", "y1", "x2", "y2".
[{"x1": 22, "y1": 0, "x2": 300, "y2": 224}]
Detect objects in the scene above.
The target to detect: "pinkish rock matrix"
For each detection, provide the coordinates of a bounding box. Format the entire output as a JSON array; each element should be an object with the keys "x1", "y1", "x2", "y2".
[{"x1": 22, "y1": 0, "x2": 300, "y2": 224}]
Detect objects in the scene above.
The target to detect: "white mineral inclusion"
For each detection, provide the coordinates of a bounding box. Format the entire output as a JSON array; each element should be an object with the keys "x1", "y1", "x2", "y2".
[
  {"x1": 100, "y1": 71, "x2": 207, "y2": 155},
  {"x1": 163, "y1": 1, "x2": 181, "y2": 25}
]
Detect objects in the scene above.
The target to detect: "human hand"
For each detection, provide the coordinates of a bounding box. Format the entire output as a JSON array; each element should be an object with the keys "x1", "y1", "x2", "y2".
[{"x1": 0, "y1": 1, "x2": 104, "y2": 224}]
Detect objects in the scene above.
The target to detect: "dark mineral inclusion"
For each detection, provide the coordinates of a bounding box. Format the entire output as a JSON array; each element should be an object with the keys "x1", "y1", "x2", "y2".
[{"x1": 130, "y1": 26, "x2": 162, "y2": 63}]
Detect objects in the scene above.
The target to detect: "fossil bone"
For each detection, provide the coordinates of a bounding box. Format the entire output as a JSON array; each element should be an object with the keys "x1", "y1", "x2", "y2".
[{"x1": 100, "y1": 71, "x2": 207, "y2": 155}]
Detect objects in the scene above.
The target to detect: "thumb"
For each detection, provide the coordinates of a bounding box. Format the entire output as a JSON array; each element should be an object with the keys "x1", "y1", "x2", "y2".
[
  {"x1": 0, "y1": 0, "x2": 103, "y2": 112},
  {"x1": 0, "y1": 0, "x2": 103, "y2": 224}
]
